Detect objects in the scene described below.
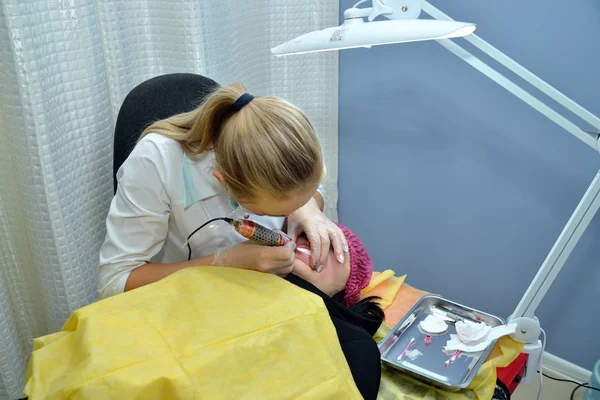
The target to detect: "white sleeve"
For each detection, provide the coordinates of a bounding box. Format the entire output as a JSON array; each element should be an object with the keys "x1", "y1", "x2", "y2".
[
  {"x1": 97, "y1": 138, "x2": 171, "y2": 299},
  {"x1": 316, "y1": 183, "x2": 325, "y2": 197}
]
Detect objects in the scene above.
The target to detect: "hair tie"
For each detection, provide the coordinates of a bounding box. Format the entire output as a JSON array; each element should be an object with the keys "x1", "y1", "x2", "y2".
[{"x1": 231, "y1": 93, "x2": 254, "y2": 111}]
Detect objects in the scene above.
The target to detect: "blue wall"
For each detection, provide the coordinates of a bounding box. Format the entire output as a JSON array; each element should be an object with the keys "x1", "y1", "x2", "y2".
[{"x1": 338, "y1": 0, "x2": 600, "y2": 369}]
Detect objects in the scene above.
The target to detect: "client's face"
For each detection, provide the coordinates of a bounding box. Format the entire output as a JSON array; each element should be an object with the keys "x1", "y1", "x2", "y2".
[{"x1": 293, "y1": 235, "x2": 350, "y2": 297}]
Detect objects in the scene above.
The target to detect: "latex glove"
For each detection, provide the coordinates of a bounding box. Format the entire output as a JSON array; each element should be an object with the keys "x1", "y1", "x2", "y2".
[
  {"x1": 287, "y1": 198, "x2": 349, "y2": 271},
  {"x1": 213, "y1": 240, "x2": 296, "y2": 277}
]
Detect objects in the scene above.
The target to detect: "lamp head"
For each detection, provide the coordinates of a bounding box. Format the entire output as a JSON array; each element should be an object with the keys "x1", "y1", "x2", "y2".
[{"x1": 271, "y1": 0, "x2": 476, "y2": 56}]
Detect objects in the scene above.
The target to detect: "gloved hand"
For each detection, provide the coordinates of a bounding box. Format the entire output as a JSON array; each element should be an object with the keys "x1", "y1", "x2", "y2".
[
  {"x1": 213, "y1": 240, "x2": 296, "y2": 277},
  {"x1": 287, "y1": 198, "x2": 349, "y2": 271}
]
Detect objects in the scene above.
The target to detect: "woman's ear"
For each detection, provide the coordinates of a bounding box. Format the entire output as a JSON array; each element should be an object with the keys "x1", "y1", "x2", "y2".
[{"x1": 212, "y1": 169, "x2": 226, "y2": 185}]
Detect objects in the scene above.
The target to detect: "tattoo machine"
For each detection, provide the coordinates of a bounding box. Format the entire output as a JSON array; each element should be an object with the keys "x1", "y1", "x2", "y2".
[
  {"x1": 228, "y1": 218, "x2": 291, "y2": 246},
  {"x1": 186, "y1": 217, "x2": 291, "y2": 260}
]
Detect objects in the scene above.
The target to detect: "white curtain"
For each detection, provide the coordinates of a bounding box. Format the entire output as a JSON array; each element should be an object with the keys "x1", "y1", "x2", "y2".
[{"x1": 0, "y1": 1, "x2": 338, "y2": 397}]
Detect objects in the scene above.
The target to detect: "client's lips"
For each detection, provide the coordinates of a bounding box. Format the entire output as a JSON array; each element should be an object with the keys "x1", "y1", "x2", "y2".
[{"x1": 295, "y1": 245, "x2": 311, "y2": 265}]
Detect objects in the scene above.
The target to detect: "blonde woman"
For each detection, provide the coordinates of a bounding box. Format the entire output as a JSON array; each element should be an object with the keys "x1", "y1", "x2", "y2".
[{"x1": 97, "y1": 84, "x2": 348, "y2": 299}]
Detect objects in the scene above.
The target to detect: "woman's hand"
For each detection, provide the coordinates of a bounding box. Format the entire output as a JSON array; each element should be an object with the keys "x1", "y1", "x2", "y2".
[
  {"x1": 287, "y1": 198, "x2": 348, "y2": 271},
  {"x1": 213, "y1": 240, "x2": 296, "y2": 277}
]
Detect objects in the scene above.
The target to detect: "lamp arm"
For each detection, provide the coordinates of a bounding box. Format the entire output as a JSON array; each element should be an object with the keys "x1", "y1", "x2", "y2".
[
  {"x1": 511, "y1": 170, "x2": 600, "y2": 320},
  {"x1": 417, "y1": 5, "x2": 600, "y2": 383},
  {"x1": 419, "y1": 0, "x2": 600, "y2": 322},
  {"x1": 434, "y1": 36, "x2": 598, "y2": 151},
  {"x1": 507, "y1": 171, "x2": 600, "y2": 383},
  {"x1": 418, "y1": 3, "x2": 600, "y2": 383},
  {"x1": 422, "y1": 1, "x2": 600, "y2": 133}
]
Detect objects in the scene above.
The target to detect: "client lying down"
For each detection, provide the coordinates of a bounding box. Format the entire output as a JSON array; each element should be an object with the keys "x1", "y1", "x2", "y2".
[{"x1": 21, "y1": 222, "x2": 386, "y2": 400}]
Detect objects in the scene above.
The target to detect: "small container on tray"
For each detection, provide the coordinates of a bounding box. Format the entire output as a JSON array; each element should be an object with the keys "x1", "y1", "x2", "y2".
[{"x1": 378, "y1": 294, "x2": 504, "y2": 390}]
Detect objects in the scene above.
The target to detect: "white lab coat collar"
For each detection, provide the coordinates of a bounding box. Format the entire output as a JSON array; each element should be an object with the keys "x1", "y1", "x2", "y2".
[{"x1": 182, "y1": 152, "x2": 222, "y2": 209}]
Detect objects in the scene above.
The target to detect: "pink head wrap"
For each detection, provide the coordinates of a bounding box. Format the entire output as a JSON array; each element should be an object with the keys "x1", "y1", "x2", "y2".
[{"x1": 335, "y1": 223, "x2": 373, "y2": 306}]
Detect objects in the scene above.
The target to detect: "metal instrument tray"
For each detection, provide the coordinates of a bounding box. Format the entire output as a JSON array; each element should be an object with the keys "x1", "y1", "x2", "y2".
[{"x1": 378, "y1": 295, "x2": 504, "y2": 390}]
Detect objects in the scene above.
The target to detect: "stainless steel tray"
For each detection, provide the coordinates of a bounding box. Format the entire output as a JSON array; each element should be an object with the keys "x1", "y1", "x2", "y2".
[{"x1": 378, "y1": 295, "x2": 504, "y2": 390}]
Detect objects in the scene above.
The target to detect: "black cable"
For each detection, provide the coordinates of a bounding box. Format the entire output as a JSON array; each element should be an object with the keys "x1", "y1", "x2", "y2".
[
  {"x1": 571, "y1": 383, "x2": 582, "y2": 400},
  {"x1": 186, "y1": 217, "x2": 233, "y2": 260},
  {"x1": 541, "y1": 372, "x2": 588, "y2": 385},
  {"x1": 570, "y1": 381, "x2": 599, "y2": 400},
  {"x1": 537, "y1": 372, "x2": 599, "y2": 399}
]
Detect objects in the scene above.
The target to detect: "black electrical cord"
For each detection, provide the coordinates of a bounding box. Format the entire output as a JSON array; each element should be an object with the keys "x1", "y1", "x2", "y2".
[
  {"x1": 571, "y1": 382, "x2": 590, "y2": 400},
  {"x1": 186, "y1": 217, "x2": 233, "y2": 260},
  {"x1": 571, "y1": 381, "x2": 600, "y2": 400},
  {"x1": 538, "y1": 372, "x2": 599, "y2": 400}
]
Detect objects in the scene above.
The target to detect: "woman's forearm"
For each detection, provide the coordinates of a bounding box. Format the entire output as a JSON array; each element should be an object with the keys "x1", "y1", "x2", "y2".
[{"x1": 124, "y1": 255, "x2": 215, "y2": 292}]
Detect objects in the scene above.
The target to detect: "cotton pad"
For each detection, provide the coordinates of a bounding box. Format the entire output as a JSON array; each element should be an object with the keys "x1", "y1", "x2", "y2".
[{"x1": 419, "y1": 314, "x2": 448, "y2": 334}]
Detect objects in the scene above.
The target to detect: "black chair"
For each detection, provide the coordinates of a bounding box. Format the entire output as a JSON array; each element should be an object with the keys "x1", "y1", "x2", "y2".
[{"x1": 113, "y1": 73, "x2": 220, "y2": 193}]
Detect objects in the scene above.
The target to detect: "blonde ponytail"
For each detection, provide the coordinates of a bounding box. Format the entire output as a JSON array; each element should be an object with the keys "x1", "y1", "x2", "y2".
[{"x1": 141, "y1": 84, "x2": 323, "y2": 201}]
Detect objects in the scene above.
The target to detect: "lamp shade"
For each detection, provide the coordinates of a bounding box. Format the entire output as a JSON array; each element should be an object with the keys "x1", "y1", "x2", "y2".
[{"x1": 272, "y1": 19, "x2": 476, "y2": 56}]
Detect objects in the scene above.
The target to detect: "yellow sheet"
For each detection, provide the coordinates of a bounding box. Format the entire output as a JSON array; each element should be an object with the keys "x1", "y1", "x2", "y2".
[
  {"x1": 361, "y1": 270, "x2": 523, "y2": 400},
  {"x1": 23, "y1": 267, "x2": 363, "y2": 400}
]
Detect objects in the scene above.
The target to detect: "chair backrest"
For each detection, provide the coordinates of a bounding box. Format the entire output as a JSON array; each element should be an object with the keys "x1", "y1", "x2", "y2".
[{"x1": 113, "y1": 73, "x2": 219, "y2": 193}]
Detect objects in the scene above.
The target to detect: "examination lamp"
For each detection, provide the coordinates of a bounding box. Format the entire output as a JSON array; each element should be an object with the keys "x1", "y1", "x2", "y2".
[
  {"x1": 271, "y1": 0, "x2": 475, "y2": 56},
  {"x1": 272, "y1": 0, "x2": 600, "y2": 387}
]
